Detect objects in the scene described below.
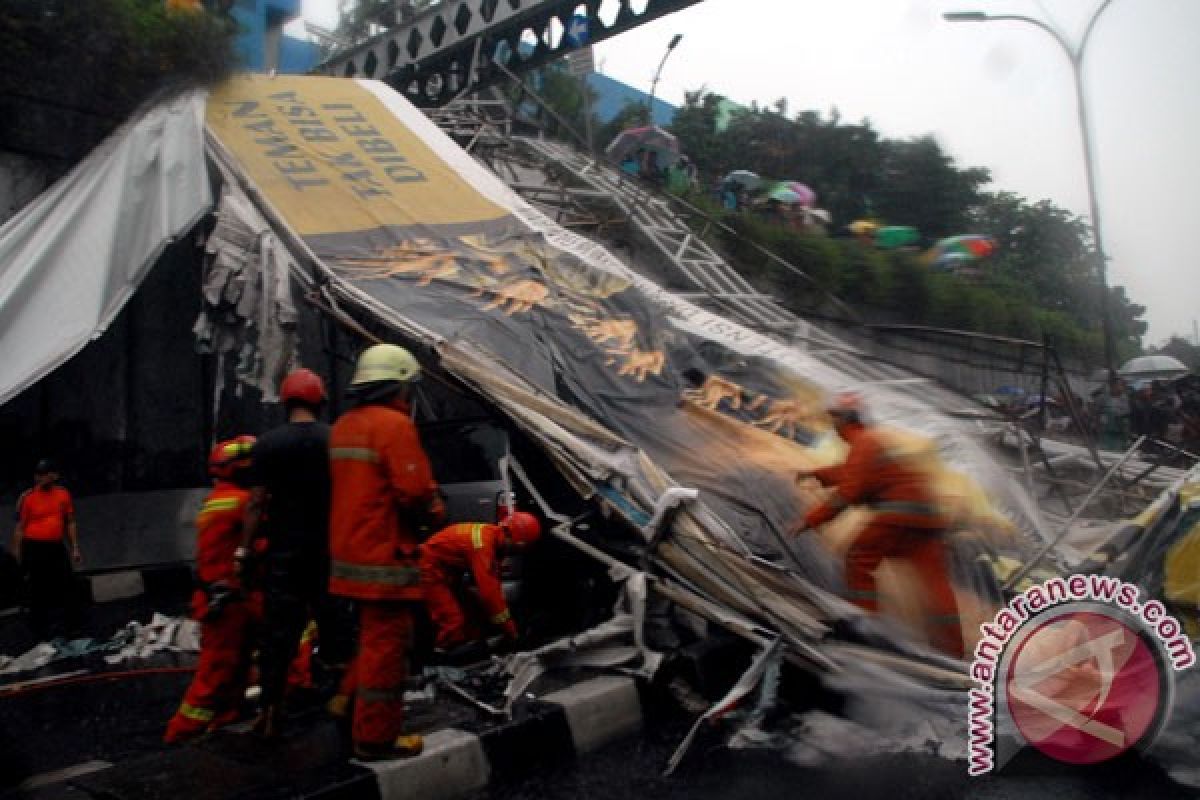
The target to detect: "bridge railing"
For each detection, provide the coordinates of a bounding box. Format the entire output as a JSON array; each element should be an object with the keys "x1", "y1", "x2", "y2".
[{"x1": 317, "y1": 0, "x2": 704, "y2": 106}]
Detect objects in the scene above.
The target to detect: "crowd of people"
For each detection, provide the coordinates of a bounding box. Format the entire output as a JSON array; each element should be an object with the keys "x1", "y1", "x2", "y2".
[{"x1": 1090, "y1": 375, "x2": 1199, "y2": 453}]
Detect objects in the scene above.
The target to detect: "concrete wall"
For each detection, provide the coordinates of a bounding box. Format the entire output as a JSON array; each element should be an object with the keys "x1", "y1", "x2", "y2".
[
  {"x1": 0, "y1": 153, "x2": 52, "y2": 225},
  {"x1": 0, "y1": 238, "x2": 215, "y2": 504},
  {"x1": 823, "y1": 319, "x2": 1096, "y2": 400}
]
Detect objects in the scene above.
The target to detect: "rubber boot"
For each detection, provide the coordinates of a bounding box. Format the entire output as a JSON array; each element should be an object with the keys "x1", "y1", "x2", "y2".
[
  {"x1": 326, "y1": 693, "x2": 350, "y2": 720},
  {"x1": 353, "y1": 734, "x2": 424, "y2": 762}
]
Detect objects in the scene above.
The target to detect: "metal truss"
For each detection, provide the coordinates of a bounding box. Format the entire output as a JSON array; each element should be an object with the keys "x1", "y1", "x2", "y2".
[
  {"x1": 318, "y1": 0, "x2": 703, "y2": 105},
  {"x1": 514, "y1": 137, "x2": 805, "y2": 335}
]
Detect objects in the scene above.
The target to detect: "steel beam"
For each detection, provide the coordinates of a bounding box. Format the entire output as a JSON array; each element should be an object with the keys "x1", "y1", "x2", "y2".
[{"x1": 319, "y1": 0, "x2": 704, "y2": 106}]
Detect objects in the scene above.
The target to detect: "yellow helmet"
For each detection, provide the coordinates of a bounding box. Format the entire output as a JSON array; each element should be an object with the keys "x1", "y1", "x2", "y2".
[{"x1": 350, "y1": 344, "x2": 421, "y2": 386}]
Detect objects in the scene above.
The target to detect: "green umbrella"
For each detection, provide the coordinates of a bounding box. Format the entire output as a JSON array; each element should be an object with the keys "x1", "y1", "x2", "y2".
[{"x1": 875, "y1": 226, "x2": 919, "y2": 249}]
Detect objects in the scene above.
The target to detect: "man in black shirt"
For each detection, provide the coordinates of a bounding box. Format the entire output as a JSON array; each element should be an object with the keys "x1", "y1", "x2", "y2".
[{"x1": 238, "y1": 367, "x2": 334, "y2": 737}]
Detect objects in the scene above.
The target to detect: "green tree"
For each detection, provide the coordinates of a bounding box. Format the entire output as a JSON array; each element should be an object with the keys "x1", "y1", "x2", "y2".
[
  {"x1": 1153, "y1": 336, "x2": 1200, "y2": 370},
  {"x1": 873, "y1": 136, "x2": 990, "y2": 240},
  {"x1": 0, "y1": 0, "x2": 235, "y2": 159}
]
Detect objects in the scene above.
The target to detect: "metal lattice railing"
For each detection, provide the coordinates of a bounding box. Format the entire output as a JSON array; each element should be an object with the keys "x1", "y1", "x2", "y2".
[{"x1": 318, "y1": 0, "x2": 704, "y2": 105}]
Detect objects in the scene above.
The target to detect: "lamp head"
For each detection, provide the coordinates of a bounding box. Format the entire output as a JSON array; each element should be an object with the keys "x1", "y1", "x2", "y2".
[{"x1": 943, "y1": 11, "x2": 988, "y2": 21}]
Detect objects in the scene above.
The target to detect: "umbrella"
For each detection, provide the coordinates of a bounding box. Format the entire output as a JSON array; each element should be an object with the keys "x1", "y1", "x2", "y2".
[
  {"x1": 778, "y1": 181, "x2": 817, "y2": 207},
  {"x1": 927, "y1": 234, "x2": 996, "y2": 269},
  {"x1": 874, "y1": 226, "x2": 919, "y2": 249},
  {"x1": 605, "y1": 126, "x2": 680, "y2": 168},
  {"x1": 848, "y1": 219, "x2": 879, "y2": 236},
  {"x1": 1118, "y1": 355, "x2": 1189, "y2": 380},
  {"x1": 765, "y1": 185, "x2": 804, "y2": 204},
  {"x1": 723, "y1": 170, "x2": 762, "y2": 190}
]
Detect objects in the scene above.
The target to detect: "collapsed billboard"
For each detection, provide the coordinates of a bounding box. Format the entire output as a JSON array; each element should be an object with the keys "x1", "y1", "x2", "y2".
[{"x1": 204, "y1": 74, "x2": 1044, "y2": 666}]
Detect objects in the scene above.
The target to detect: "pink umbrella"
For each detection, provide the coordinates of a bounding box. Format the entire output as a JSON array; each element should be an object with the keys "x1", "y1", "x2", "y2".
[{"x1": 781, "y1": 181, "x2": 817, "y2": 208}]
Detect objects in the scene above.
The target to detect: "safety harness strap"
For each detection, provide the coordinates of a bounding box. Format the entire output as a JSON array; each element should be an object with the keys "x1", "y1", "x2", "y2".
[{"x1": 331, "y1": 561, "x2": 420, "y2": 586}]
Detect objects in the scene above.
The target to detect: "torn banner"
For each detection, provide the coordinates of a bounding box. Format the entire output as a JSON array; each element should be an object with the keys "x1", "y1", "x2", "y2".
[{"x1": 205, "y1": 75, "x2": 1041, "y2": 657}]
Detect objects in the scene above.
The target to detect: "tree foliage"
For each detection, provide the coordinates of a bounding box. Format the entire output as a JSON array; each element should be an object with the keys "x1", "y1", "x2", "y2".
[
  {"x1": 523, "y1": 80, "x2": 1149, "y2": 365},
  {"x1": 1153, "y1": 336, "x2": 1200, "y2": 371},
  {"x1": 0, "y1": 0, "x2": 235, "y2": 157}
]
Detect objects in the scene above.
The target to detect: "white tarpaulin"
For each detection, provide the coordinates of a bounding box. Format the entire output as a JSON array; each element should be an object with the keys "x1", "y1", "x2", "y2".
[{"x1": 0, "y1": 91, "x2": 212, "y2": 407}]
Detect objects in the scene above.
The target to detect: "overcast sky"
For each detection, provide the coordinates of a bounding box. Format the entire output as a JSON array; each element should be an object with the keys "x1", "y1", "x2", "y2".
[{"x1": 301, "y1": 0, "x2": 1200, "y2": 346}]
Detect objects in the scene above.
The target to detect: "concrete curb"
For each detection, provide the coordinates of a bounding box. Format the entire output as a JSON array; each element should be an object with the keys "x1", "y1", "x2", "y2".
[
  {"x1": 14, "y1": 675, "x2": 645, "y2": 800},
  {"x1": 360, "y1": 675, "x2": 644, "y2": 800},
  {"x1": 86, "y1": 564, "x2": 192, "y2": 604},
  {"x1": 88, "y1": 571, "x2": 146, "y2": 603}
]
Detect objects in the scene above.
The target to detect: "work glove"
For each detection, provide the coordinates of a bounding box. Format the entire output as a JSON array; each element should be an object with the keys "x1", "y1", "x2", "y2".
[{"x1": 232, "y1": 546, "x2": 255, "y2": 579}]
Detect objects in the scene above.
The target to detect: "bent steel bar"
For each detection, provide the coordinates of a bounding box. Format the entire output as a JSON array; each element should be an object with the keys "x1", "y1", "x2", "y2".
[{"x1": 318, "y1": 0, "x2": 705, "y2": 106}]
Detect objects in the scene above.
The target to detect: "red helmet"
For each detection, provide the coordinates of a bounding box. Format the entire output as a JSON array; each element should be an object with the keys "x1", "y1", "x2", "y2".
[
  {"x1": 208, "y1": 435, "x2": 256, "y2": 480},
  {"x1": 501, "y1": 511, "x2": 541, "y2": 546},
  {"x1": 280, "y1": 368, "x2": 326, "y2": 407},
  {"x1": 828, "y1": 390, "x2": 864, "y2": 422}
]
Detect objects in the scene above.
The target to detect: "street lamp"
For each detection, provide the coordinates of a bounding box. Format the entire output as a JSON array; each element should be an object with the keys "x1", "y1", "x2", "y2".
[
  {"x1": 647, "y1": 33, "x2": 684, "y2": 125},
  {"x1": 945, "y1": 2, "x2": 1119, "y2": 377}
]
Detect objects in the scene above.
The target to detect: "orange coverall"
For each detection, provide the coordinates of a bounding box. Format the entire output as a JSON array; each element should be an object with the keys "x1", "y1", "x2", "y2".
[
  {"x1": 165, "y1": 484, "x2": 259, "y2": 742},
  {"x1": 328, "y1": 403, "x2": 442, "y2": 749},
  {"x1": 420, "y1": 523, "x2": 518, "y2": 649},
  {"x1": 804, "y1": 422, "x2": 963, "y2": 658}
]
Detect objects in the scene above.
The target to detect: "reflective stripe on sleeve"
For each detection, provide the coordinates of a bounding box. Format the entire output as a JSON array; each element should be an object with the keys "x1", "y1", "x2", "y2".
[
  {"x1": 201, "y1": 498, "x2": 240, "y2": 513},
  {"x1": 470, "y1": 524, "x2": 484, "y2": 550},
  {"x1": 178, "y1": 702, "x2": 215, "y2": 722},
  {"x1": 490, "y1": 609, "x2": 512, "y2": 625},
  {"x1": 871, "y1": 501, "x2": 941, "y2": 517},
  {"x1": 329, "y1": 447, "x2": 380, "y2": 464},
  {"x1": 331, "y1": 560, "x2": 420, "y2": 586}
]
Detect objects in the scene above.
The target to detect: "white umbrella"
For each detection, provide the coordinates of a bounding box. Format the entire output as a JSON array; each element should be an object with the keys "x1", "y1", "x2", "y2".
[{"x1": 1117, "y1": 355, "x2": 1189, "y2": 379}]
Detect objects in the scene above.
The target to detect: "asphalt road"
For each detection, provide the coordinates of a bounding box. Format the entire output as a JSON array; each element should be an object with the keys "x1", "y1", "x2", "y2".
[{"x1": 482, "y1": 707, "x2": 1195, "y2": 800}]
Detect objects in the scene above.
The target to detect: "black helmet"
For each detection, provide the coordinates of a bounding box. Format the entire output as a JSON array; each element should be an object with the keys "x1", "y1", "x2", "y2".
[{"x1": 34, "y1": 458, "x2": 57, "y2": 475}]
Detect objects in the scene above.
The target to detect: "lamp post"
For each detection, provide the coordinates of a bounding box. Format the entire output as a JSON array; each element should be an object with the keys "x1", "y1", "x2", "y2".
[
  {"x1": 647, "y1": 33, "x2": 684, "y2": 125},
  {"x1": 945, "y1": 3, "x2": 1118, "y2": 377}
]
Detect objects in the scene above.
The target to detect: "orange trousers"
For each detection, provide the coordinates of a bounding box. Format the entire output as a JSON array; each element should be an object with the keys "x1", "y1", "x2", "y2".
[
  {"x1": 164, "y1": 601, "x2": 256, "y2": 742},
  {"x1": 845, "y1": 521, "x2": 963, "y2": 658},
  {"x1": 337, "y1": 601, "x2": 414, "y2": 747},
  {"x1": 423, "y1": 578, "x2": 481, "y2": 650}
]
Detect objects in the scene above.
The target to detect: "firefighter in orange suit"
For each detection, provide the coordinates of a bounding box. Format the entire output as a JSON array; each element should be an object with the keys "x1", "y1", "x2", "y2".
[
  {"x1": 164, "y1": 436, "x2": 259, "y2": 743},
  {"x1": 420, "y1": 512, "x2": 542, "y2": 651},
  {"x1": 791, "y1": 392, "x2": 963, "y2": 658},
  {"x1": 328, "y1": 344, "x2": 444, "y2": 761}
]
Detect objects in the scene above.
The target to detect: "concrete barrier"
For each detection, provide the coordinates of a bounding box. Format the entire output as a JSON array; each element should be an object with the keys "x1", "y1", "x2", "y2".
[
  {"x1": 364, "y1": 729, "x2": 490, "y2": 800},
  {"x1": 363, "y1": 675, "x2": 644, "y2": 800},
  {"x1": 543, "y1": 675, "x2": 644, "y2": 754}
]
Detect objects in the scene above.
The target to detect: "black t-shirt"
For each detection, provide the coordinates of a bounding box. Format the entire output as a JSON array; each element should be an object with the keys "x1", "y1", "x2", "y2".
[{"x1": 248, "y1": 421, "x2": 331, "y2": 560}]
